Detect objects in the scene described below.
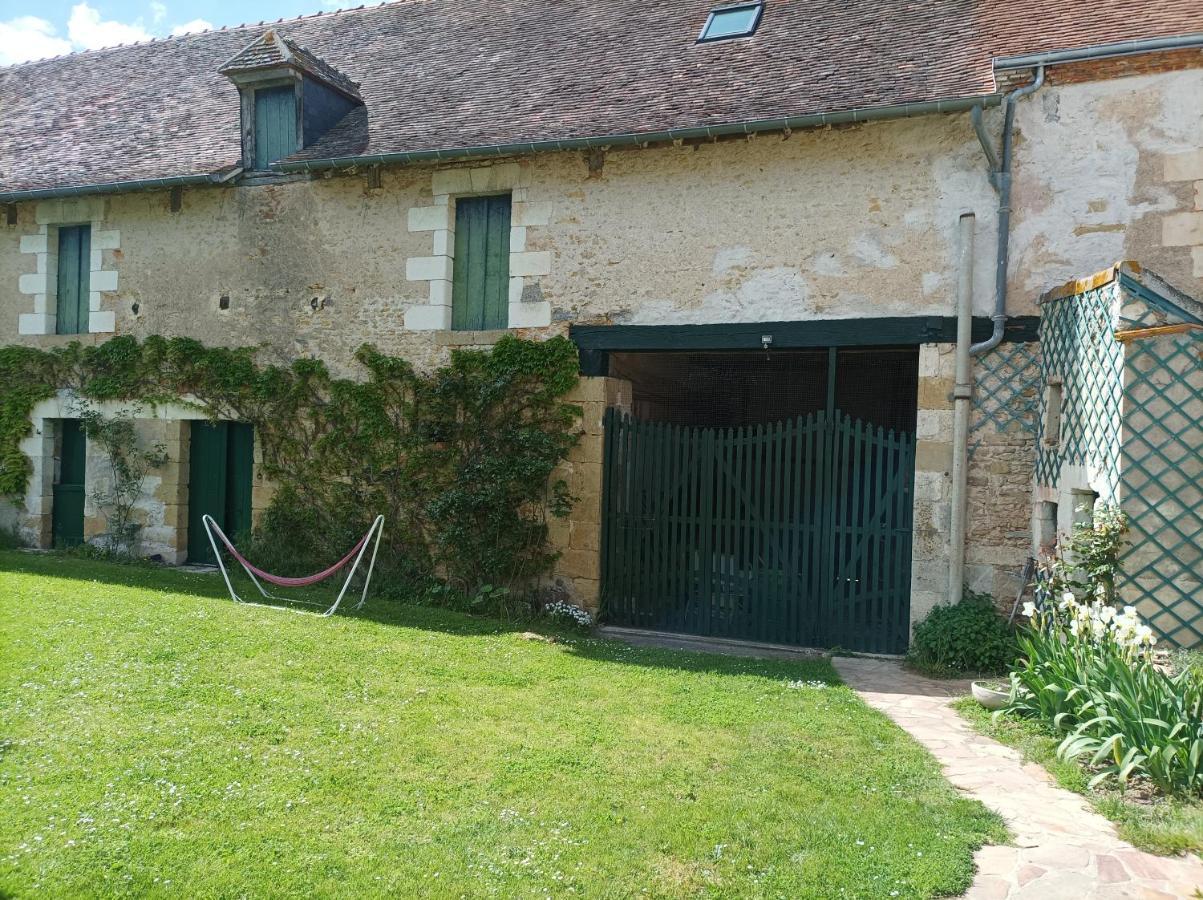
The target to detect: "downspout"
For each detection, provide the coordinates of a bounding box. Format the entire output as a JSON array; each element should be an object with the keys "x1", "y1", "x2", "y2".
[
  {"x1": 948, "y1": 213, "x2": 975, "y2": 605},
  {"x1": 970, "y1": 64, "x2": 1045, "y2": 356}
]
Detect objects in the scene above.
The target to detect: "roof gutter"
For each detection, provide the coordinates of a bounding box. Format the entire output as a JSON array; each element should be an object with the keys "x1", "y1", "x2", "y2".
[
  {"x1": 273, "y1": 93, "x2": 1003, "y2": 174},
  {"x1": 0, "y1": 170, "x2": 239, "y2": 204},
  {"x1": 995, "y1": 33, "x2": 1203, "y2": 70}
]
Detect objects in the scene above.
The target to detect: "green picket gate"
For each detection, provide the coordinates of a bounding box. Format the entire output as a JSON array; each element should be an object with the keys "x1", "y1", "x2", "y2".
[{"x1": 600, "y1": 409, "x2": 915, "y2": 653}]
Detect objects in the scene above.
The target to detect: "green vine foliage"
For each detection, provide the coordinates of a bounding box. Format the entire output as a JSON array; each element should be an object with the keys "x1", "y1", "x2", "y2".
[{"x1": 0, "y1": 335, "x2": 581, "y2": 594}]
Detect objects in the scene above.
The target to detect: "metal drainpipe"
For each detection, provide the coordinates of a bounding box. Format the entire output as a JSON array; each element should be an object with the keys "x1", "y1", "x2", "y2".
[
  {"x1": 948, "y1": 212, "x2": 975, "y2": 606},
  {"x1": 970, "y1": 64, "x2": 1045, "y2": 356}
]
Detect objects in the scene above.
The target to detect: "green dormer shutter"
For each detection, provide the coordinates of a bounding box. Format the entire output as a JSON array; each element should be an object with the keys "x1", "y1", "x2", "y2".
[{"x1": 254, "y1": 86, "x2": 298, "y2": 169}]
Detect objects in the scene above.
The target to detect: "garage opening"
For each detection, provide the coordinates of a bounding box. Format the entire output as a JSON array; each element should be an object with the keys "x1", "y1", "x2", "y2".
[{"x1": 600, "y1": 347, "x2": 918, "y2": 653}]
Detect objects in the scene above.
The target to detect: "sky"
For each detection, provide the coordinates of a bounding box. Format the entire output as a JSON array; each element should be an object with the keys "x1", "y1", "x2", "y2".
[{"x1": 0, "y1": 0, "x2": 343, "y2": 65}]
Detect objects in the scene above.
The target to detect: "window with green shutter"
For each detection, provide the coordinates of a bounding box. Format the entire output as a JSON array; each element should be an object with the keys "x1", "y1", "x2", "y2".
[
  {"x1": 55, "y1": 225, "x2": 91, "y2": 336},
  {"x1": 452, "y1": 194, "x2": 511, "y2": 331},
  {"x1": 254, "y1": 85, "x2": 298, "y2": 169}
]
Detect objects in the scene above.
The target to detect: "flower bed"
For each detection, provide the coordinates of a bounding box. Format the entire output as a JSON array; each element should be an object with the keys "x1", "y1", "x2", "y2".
[{"x1": 1006, "y1": 510, "x2": 1203, "y2": 797}]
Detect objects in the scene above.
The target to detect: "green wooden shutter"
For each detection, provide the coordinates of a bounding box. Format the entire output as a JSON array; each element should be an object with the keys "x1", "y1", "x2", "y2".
[
  {"x1": 187, "y1": 422, "x2": 229, "y2": 564},
  {"x1": 452, "y1": 194, "x2": 511, "y2": 331},
  {"x1": 55, "y1": 225, "x2": 91, "y2": 336},
  {"x1": 225, "y1": 423, "x2": 255, "y2": 539},
  {"x1": 52, "y1": 419, "x2": 86, "y2": 548},
  {"x1": 254, "y1": 85, "x2": 298, "y2": 169}
]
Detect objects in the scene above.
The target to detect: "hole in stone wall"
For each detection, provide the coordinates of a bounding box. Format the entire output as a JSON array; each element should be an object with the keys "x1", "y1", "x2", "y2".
[{"x1": 219, "y1": 294, "x2": 230, "y2": 310}]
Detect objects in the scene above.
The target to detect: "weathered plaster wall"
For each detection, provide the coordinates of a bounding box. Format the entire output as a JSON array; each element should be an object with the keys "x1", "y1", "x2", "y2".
[
  {"x1": 1010, "y1": 68, "x2": 1203, "y2": 309},
  {"x1": 0, "y1": 111, "x2": 1003, "y2": 377}
]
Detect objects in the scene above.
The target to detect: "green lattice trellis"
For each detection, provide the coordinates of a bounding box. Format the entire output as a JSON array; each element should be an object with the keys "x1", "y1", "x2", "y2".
[
  {"x1": 970, "y1": 341, "x2": 1041, "y2": 454},
  {"x1": 1034, "y1": 281, "x2": 1124, "y2": 498},
  {"x1": 1121, "y1": 333, "x2": 1203, "y2": 647}
]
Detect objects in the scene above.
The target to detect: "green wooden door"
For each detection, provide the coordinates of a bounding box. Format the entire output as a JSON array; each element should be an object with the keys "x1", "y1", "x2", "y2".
[
  {"x1": 452, "y1": 194, "x2": 511, "y2": 331},
  {"x1": 601, "y1": 410, "x2": 915, "y2": 653},
  {"x1": 56, "y1": 225, "x2": 91, "y2": 335},
  {"x1": 52, "y1": 419, "x2": 86, "y2": 548},
  {"x1": 187, "y1": 422, "x2": 254, "y2": 563}
]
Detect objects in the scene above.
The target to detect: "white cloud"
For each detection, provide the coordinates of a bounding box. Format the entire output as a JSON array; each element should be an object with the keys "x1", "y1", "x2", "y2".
[
  {"x1": 170, "y1": 18, "x2": 212, "y2": 35},
  {"x1": 67, "y1": 3, "x2": 152, "y2": 50},
  {"x1": 0, "y1": 15, "x2": 73, "y2": 65},
  {"x1": 150, "y1": 2, "x2": 167, "y2": 24}
]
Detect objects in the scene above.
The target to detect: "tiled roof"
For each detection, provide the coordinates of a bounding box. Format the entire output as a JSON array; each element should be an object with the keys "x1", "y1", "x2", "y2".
[
  {"x1": 1, "y1": 0, "x2": 1201, "y2": 196},
  {"x1": 219, "y1": 29, "x2": 362, "y2": 99}
]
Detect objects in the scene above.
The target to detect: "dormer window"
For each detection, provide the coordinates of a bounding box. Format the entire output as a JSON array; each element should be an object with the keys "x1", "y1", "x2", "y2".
[
  {"x1": 219, "y1": 29, "x2": 363, "y2": 172},
  {"x1": 253, "y1": 85, "x2": 299, "y2": 169},
  {"x1": 698, "y1": 2, "x2": 764, "y2": 42}
]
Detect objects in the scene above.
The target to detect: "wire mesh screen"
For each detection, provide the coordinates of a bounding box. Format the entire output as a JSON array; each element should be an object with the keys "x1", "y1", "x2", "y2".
[{"x1": 608, "y1": 348, "x2": 918, "y2": 432}]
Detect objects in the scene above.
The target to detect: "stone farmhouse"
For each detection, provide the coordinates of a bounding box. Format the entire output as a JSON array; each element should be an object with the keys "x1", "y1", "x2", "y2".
[{"x1": 2, "y1": 0, "x2": 1202, "y2": 651}]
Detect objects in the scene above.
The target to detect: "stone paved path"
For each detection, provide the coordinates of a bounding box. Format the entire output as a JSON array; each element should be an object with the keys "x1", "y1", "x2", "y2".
[{"x1": 832, "y1": 657, "x2": 1203, "y2": 899}]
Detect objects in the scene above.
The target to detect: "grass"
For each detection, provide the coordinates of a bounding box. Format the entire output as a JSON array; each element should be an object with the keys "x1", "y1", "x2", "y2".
[
  {"x1": 0, "y1": 550, "x2": 1005, "y2": 898},
  {"x1": 955, "y1": 698, "x2": 1203, "y2": 857}
]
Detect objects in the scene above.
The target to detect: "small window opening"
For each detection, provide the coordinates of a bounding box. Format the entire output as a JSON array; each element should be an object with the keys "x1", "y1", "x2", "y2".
[
  {"x1": 698, "y1": 2, "x2": 763, "y2": 42},
  {"x1": 1071, "y1": 490, "x2": 1098, "y2": 532},
  {"x1": 1042, "y1": 377, "x2": 1063, "y2": 447}
]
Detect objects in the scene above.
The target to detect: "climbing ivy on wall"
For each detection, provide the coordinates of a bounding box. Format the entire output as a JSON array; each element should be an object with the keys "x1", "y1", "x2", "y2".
[{"x1": 0, "y1": 335, "x2": 581, "y2": 591}]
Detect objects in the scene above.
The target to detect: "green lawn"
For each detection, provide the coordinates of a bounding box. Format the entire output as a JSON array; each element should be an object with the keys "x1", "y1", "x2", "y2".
[
  {"x1": 0, "y1": 551, "x2": 1004, "y2": 898},
  {"x1": 955, "y1": 699, "x2": 1203, "y2": 857}
]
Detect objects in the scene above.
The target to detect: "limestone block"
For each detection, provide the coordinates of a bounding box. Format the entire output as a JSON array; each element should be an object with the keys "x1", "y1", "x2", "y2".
[
  {"x1": 18, "y1": 272, "x2": 46, "y2": 295},
  {"x1": 1164, "y1": 149, "x2": 1203, "y2": 182},
  {"x1": 509, "y1": 251, "x2": 551, "y2": 277},
  {"x1": 35, "y1": 197, "x2": 104, "y2": 225},
  {"x1": 428, "y1": 279, "x2": 453, "y2": 307},
  {"x1": 404, "y1": 305, "x2": 453, "y2": 331},
  {"x1": 566, "y1": 378, "x2": 606, "y2": 403},
  {"x1": 915, "y1": 440, "x2": 952, "y2": 473},
  {"x1": 510, "y1": 226, "x2": 527, "y2": 253},
  {"x1": 432, "y1": 230, "x2": 454, "y2": 257},
  {"x1": 572, "y1": 578, "x2": 600, "y2": 611},
  {"x1": 508, "y1": 276, "x2": 524, "y2": 305},
  {"x1": 1162, "y1": 210, "x2": 1203, "y2": 247},
  {"x1": 407, "y1": 205, "x2": 452, "y2": 232},
  {"x1": 1193, "y1": 246, "x2": 1203, "y2": 278},
  {"x1": 917, "y1": 377, "x2": 954, "y2": 410},
  {"x1": 508, "y1": 300, "x2": 551, "y2": 328},
  {"x1": 406, "y1": 256, "x2": 453, "y2": 282},
  {"x1": 89, "y1": 311, "x2": 116, "y2": 333},
  {"x1": 916, "y1": 409, "x2": 953, "y2": 441},
  {"x1": 87, "y1": 268, "x2": 116, "y2": 294},
  {"x1": 556, "y1": 547, "x2": 600, "y2": 580},
  {"x1": 89, "y1": 291, "x2": 103, "y2": 311},
  {"x1": 19, "y1": 233, "x2": 47, "y2": 254},
  {"x1": 18, "y1": 313, "x2": 54, "y2": 335},
  {"x1": 431, "y1": 168, "x2": 474, "y2": 195},
  {"x1": 570, "y1": 520, "x2": 599, "y2": 552}
]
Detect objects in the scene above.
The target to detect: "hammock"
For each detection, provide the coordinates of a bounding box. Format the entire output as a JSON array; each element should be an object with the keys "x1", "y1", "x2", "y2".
[{"x1": 202, "y1": 514, "x2": 385, "y2": 617}]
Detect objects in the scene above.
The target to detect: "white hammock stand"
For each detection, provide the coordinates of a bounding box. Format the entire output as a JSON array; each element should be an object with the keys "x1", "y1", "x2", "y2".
[{"x1": 202, "y1": 514, "x2": 385, "y2": 617}]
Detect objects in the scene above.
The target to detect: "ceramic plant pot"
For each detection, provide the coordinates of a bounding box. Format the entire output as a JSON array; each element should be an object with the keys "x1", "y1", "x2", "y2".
[{"x1": 971, "y1": 680, "x2": 1010, "y2": 710}]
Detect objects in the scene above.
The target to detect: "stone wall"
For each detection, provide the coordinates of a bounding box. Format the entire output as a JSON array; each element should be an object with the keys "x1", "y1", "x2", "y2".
[
  {"x1": 544, "y1": 376, "x2": 631, "y2": 612},
  {"x1": 9, "y1": 396, "x2": 271, "y2": 563}
]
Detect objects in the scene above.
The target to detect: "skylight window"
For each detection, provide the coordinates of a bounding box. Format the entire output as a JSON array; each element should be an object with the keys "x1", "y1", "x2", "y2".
[{"x1": 698, "y1": 2, "x2": 763, "y2": 42}]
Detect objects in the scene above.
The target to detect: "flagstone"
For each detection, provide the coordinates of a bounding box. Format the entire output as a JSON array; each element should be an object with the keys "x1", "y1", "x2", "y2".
[{"x1": 833, "y1": 657, "x2": 1203, "y2": 899}]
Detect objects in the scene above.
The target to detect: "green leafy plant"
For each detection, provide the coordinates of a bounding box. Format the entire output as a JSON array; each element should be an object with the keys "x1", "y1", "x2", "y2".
[
  {"x1": 0, "y1": 335, "x2": 581, "y2": 595},
  {"x1": 907, "y1": 589, "x2": 1017, "y2": 676},
  {"x1": 74, "y1": 404, "x2": 168, "y2": 557},
  {"x1": 1007, "y1": 505, "x2": 1203, "y2": 796}
]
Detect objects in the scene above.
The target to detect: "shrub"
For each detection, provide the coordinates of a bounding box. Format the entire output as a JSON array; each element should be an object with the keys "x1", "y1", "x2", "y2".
[{"x1": 908, "y1": 590, "x2": 1017, "y2": 676}]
